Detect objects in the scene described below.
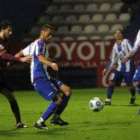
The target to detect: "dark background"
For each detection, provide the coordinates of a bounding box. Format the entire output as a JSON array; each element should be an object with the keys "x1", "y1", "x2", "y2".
[{"x1": 0, "y1": 0, "x2": 48, "y2": 42}]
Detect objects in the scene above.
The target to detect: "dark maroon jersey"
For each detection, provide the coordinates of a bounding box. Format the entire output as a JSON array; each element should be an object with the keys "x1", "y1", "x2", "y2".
[
  {"x1": 0, "y1": 37, "x2": 20, "y2": 71},
  {"x1": 0, "y1": 37, "x2": 10, "y2": 70}
]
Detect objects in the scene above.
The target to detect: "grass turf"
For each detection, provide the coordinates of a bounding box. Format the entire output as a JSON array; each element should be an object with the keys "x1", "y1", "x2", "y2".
[{"x1": 0, "y1": 88, "x2": 140, "y2": 140}]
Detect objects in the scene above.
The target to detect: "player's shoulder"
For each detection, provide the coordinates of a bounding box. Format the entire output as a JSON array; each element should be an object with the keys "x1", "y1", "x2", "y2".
[
  {"x1": 36, "y1": 39, "x2": 45, "y2": 46},
  {"x1": 123, "y1": 39, "x2": 131, "y2": 44}
]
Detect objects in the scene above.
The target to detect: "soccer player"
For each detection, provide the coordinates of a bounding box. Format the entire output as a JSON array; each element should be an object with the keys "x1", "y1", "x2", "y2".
[
  {"x1": 15, "y1": 24, "x2": 72, "y2": 129},
  {"x1": 0, "y1": 20, "x2": 31, "y2": 128},
  {"x1": 122, "y1": 30, "x2": 140, "y2": 113},
  {"x1": 102, "y1": 28, "x2": 136, "y2": 105}
]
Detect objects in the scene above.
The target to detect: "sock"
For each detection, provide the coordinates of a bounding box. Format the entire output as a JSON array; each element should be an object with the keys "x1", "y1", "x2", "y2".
[
  {"x1": 107, "y1": 86, "x2": 114, "y2": 99},
  {"x1": 137, "y1": 85, "x2": 140, "y2": 94},
  {"x1": 10, "y1": 100, "x2": 21, "y2": 124},
  {"x1": 54, "y1": 95, "x2": 70, "y2": 117},
  {"x1": 52, "y1": 114, "x2": 60, "y2": 120},
  {"x1": 37, "y1": 117, "x2": 44, "y2": 124},
  {"x1": 129, "y1": 87, "x2": 136, "y2": 97},
  {"x1": 42, "y1": 102, "x2": 58, "y2": 121}
]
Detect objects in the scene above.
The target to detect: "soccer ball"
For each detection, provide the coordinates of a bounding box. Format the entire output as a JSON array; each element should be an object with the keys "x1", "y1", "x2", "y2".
[{"x1": 89, "y1": 97, "x2": 104, "y2": 112}]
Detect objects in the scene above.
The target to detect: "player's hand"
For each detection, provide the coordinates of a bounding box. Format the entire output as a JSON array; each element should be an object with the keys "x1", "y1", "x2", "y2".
[
  {"x1": 102, "y1": 69, "x2": 107, "y2": 76},
  {"x1": 121, "y1": 50, "x2": 134, "y2": 63},
  {"x1": 7, "y1": 62, "x2": 11, "y2": 66},
  {"x1": 121, "y1": 57, "x2": 129, "y2": 63},
  {"x1": 129, "y1": 50, "x2": 134, "y2": 56},
  {"x1": 19, "y1": 56, "x2": 32, "y2": 63},
  {"x1": 51, "y1": 63, "x2": 58, "y2": 71}
]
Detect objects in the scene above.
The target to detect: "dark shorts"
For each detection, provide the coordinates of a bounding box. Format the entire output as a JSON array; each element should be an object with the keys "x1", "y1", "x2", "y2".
[
  {"x1": 110, "y1": 70, "x2": 134, "y2": 86},
  {"x1": 0, "y1": 71, "x2": 13, "y2": 93}
]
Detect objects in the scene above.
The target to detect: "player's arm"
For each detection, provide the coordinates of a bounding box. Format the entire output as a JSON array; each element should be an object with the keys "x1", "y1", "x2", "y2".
[
  {"x1": 38, "y1": 55, "x2": 58, "y2": 71},
  {"x1": 15, "y1": 43, "x2": 33, "y2": 58},
  {"x1": 102, "y1": 48, "x2": 117, "y2": 76},
  {"x1": 15, "y1": 50, "x2": 24, "y2": 58},
  {"x1": 132, "y1": 30, "x2": 140, "y2": 53},
  {"x1": 121, "y1": 40, "x2": 137, "y2": 63},
  {"x1": 0, "y1": 50, "x2": 31, "y2": 63},
  {"x1": 123, "y1": 30, "x2": 140, "y2": 63},
  {"x1": 14, "y1": 45, "x2": 32, "y2": 63}
]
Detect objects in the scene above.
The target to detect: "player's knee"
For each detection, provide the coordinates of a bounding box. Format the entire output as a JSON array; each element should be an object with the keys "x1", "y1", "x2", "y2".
[
  {"x1": 134, "y1": 81, "x2": 139, "y2": 86},
  {"x1": 2, "y1": 90, "x2": 15, "y2": 101},
  {"x1": 53, "y1": 95, "x2": 63, "y2": 105},
  {"x1": 128, "y1": 85, "x2": 134, "y2": 90},
  {"x1": 109, "y1": 82, "x2": 115, "y2": 86},
  {"x1": 57, "y1": 97, "x2": 63, "y2": 105}
]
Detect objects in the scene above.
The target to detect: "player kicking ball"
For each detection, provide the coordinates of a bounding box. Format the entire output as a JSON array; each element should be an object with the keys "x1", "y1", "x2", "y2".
[{"x1": 15, "y1": 24, "x2": 72, "y2": 129}]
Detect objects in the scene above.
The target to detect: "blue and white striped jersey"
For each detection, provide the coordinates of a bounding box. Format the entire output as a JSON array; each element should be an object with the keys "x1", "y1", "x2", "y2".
[
  {"x1": 23, "y1": 39, "x2": 50, "y2": 83},
  {"x1": 106, "y1": 39, "x2": 135, "y2": 72}
]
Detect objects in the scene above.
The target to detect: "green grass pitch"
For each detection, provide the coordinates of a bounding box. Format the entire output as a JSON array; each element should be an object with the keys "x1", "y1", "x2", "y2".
[{"x1": 0, "y1": 88, "x2": 140, "y2": 140}]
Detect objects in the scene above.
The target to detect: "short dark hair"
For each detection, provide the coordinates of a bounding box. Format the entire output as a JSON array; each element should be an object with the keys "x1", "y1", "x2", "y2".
[
  {"x1": 0, "y1": 20, "x2": 12, "y2": 31},
  {"x1": 41, "y1": 24, "x2": 54, "y2": 31},
  {"x1": 114, "y1": 28, "x2": 123, "y2": 34}
]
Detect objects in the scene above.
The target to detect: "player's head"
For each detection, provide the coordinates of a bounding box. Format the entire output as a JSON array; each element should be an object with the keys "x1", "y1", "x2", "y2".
[
  {"x1": 114, "y1": 28, "x2": 123, "y2": 40},
  {"x1": 40, "y1": 24, "x2": 54, "y2": 42},
  {"x1": 0, "y1": 20, "x2": 12, "y2": 39}
]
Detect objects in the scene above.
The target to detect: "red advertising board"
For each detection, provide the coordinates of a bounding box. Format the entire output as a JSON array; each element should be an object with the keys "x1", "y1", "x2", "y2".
[{"x1": 11, "y1": 40, "x2": 140, "y2": 88}]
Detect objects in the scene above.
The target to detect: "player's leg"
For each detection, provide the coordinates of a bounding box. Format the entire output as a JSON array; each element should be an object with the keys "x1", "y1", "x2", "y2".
[
  {"x1": 50, "y1": 78, "x2": 72, "y2": 125},
  {"x1": 0, "y1": 73, "x2": 27, "y2": 129},
  {"x1": 105, "y1": 81, "x2": 115, "y2": 105},
  {"x1": 133, "y1": 65, "x2": 140, "y2": 95},
  {"x1": 1, "y1": 88, "x2": 27, "y2": 128},
  {"x1": 105, "y1": 71, "x2": 122, "y2": 105},
  {"x1": 51, "y1": 84, "x2": 71, "y2": 125},
  {"x1": 35, "y1": 94, "x2": 62, "y2": 129},
  {"x1": 34, "y1": 78, "x2": 62, "y2": 129},
  {"x1": 132, "y1": 65, "x2": 140, "y2": 113},
  {"x1": 123, "y1": 71, "x2": 136, "y2": 104}
]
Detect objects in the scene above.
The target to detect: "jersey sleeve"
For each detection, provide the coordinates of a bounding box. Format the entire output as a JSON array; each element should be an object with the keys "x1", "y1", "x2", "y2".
[{"x1": 22, "y1": 45, "x2": 30, "y2": 56}]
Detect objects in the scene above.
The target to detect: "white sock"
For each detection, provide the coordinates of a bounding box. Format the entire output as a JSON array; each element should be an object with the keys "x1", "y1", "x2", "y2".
[
  {"x1": 37, "y1": 117, "x2": 44, "y2": 124},
  {"x1": 105, "y1": 99, "x2": 111, "y2": 102}
]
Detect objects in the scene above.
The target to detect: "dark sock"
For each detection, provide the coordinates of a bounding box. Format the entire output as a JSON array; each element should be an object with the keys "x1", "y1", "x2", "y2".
[
  {"x1": 107, "y1": 86, "x2": 114, "y2": 99},
  {"x1": 10, "y1": 100, "x2": 21, "y2": 124},
  {"x1": 54, "y1": 95, "x2": 70, "y2": 116},
  {"x1": 129, "y1": 87, "x2": 136, "y2": 97},
  {"x1": 42, "y1": 102, "x2": 58, "y2": 121}
]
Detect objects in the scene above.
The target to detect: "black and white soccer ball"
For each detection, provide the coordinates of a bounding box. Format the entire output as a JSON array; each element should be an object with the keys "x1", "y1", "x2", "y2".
[{"x1": 89, "y1": 97, "x2": 104, "y2": 112}]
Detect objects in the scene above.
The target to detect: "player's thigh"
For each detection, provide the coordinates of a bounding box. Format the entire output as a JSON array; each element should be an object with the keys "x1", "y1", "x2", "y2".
[
  {"x1": 110, "y1": 71, "x2": 123, "y2": 86},
  {"x1": 53, "y1": 93, "x2": 63, "y2": 105},
  {"x1": 0, "y1": 73, "x2": 13, "y2": 93},
  {"x1": 1, "y1": 88, "x2": 15, "y2": 101},
  {"x1": 50, "y1": 77, "x2": 63, "y2": 89},
  {"x1": 60, "y1": 84, "x2": 71, "y2": 96},
  {"x1": 34, "y1": 78, "x2": 58, "y2": 101},
  {"x1": 51, "y1": 77, "x2": 71, "y2": 96},
  {"x1": 123, "y1": 71, "x2": 134, "y2": 86}
]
